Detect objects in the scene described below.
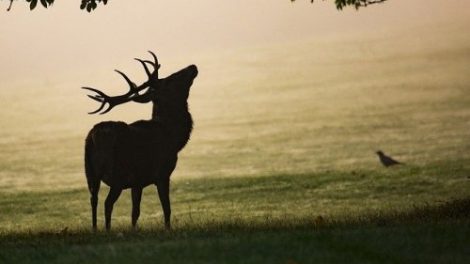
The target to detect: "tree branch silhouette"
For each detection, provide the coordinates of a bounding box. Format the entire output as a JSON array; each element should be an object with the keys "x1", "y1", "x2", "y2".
[
  {"x1": 5, "y1": 0, "x2": 387, "y2": 12},
  {"x1": 291, "y1": 0, "x2": 388, "y2": 10},
  {"x1": 5, "y1": 0, "x2": 108, "y2": 12},
  {"x1": 334, "y1": 0, "x2": 388, "y2": 10}
]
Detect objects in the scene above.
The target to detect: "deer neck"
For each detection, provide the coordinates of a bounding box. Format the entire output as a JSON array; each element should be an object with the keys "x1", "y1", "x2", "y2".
[
  {"x1": 151, "y1": 103, "x2": 159, "y2": 120},
  {"x1": 151, "y1": 102, "x2": 193, "y2": 152}
]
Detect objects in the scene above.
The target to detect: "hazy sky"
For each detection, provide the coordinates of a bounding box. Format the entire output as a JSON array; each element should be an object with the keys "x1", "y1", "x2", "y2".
[
  {"x1": 1, "y1": 0, "x2": 469, "y2": 87},
  {"x1": 0, "y1": 0, "x2": 469, "y2": 183}
]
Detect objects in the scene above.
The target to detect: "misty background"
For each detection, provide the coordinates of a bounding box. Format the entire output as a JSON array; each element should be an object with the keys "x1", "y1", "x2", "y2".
[{"x1": 0, "y1": 0, "x2": 469, "y2": 190}]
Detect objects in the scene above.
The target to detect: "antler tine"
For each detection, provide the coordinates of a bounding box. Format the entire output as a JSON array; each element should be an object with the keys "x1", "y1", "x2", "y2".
[
  {"x1": 99, "y1": 104, "x2": 115, "y2": 115},
  {"x1": 82, "y1": 53, "x2": 161, "y2": 115},
  {"x1": 82, "y1": 81, "x2": 150, "y2": 115},
  {"x1": 148, "y1": 50, "x2": 161, "y2": 71},
  {"x1": 134, "y1": 51, "x2": 160, "y2": 79},
  {"x1": 82, "y1": 87, "x2": 108, "y2": 114},
  {"x1": 87, "y1": 94, "x2": 103, "y2": 102},
  {"x1": 114, "y1": 69, "x2": 137, "y2": 93},
  {"x1": 89, "y1": 102, "x2": 107, "y2": 115},
  {"x1": 82, "y1": 87, "x2": 108, "y2": 98},
  {"x1": 134, "y1": 58, "x2": 152, "y2": 78}
]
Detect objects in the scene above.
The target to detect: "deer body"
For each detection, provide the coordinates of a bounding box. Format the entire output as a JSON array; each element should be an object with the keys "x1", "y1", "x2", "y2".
[
  {"x1": 83, "y1": 55, "x2": 197, "y2": 230},
  {"x1": 86, "y1": 119, "x2": 190, "y2": 188}
]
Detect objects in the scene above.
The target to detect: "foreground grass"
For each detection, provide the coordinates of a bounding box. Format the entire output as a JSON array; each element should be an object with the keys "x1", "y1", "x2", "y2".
[
  {"x1": 0, "y1": 199, "x2": 469, "y2": 264},
  {"x1": 0, "y1": 164, "x2": 469, "y2": 263},
  {"x1": 0, "y1": 161, "x2": 469, "y2": 232}
]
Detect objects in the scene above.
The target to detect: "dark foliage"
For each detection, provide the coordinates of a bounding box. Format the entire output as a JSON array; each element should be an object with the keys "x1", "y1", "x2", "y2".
[
  {"x1": 334, "y1": 0, "x2": 388, "y2": 10},
  {"x1": 79, "y1": 0, "x2": 108, "y2": 12},
  {"x1": 6, "y1": 0, "x2": 387, "y2": 12},
  {"x1": 294, "y1": 0, "x2": 388, "y2": 10},
  {"x1": 7, "y1": 0, "x2": 107, "y2": 12}
]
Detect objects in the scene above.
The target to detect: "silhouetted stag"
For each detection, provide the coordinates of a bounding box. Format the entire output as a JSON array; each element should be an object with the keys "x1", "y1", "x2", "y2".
[{"x1": 83, "y1": 51, "x2": 198, "y2": 231}]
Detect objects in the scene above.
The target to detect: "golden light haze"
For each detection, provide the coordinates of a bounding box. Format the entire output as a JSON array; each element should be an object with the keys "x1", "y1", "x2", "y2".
[
  {"x1": 1, "y1": 0, "x2": 469, "y2": 84},
  {"x1": 0, "y1": 0, "x2": 470, "y2": 189}
]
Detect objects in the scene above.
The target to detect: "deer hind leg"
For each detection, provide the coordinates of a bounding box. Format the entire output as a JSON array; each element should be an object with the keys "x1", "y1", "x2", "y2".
[
  {"x1": 89, "y1": 180, "x2": 101, "y2": 231},
  {"x1": 104, "y1": 187, "x2": 122, "y2": 231},
  {"x1": 156, "y1": 177, "x2": 171, "y2": 229},
  {"x1": 156, "y1": 157, "x2": 177, "y2": 229},
  {"x1": 131, "y1": 187, "x2": 143, "y2": 229}
]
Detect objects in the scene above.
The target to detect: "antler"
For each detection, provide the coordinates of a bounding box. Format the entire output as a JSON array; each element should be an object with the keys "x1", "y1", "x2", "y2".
[
  {"x1": 82, "y1": 51, "x2": 160, "y2": 114},
  {"x1": 134, "y1": 50, "x2": 161, "y2": 81}
]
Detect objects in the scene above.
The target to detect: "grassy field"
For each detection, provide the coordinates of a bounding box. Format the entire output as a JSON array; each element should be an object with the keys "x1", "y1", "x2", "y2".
[
  {"x1": 0, "y1": 169, "x2": 469, "y2": 263},
  {"x1": 1, "y1": 20, "x2": 470, "y2": 262}
]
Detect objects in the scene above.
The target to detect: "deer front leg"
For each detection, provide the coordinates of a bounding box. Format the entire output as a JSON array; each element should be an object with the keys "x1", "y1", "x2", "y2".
[
  {"x1": 131, "y1": 187, "x2": 143, "y2": 229},
  {"x1": 89, "y1": 180, "x2": 100, "y2": 231},
  {"x1": 104, "y1": 187, "x2": 122, "y2": 231},
  {"x1": 156, "y1": 177, "x2": 171, "y2": 229}
]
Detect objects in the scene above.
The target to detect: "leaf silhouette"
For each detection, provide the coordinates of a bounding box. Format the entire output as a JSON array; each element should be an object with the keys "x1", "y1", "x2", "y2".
[{"x1": 29, "y1": 0, "x2": 38, "y2": 10}]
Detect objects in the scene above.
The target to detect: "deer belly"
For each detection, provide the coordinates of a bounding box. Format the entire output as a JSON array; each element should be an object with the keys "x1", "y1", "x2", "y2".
[
  {"x1": 106, "y1": 145, "x2": 160, "y2": 188},
  {"x1": 101, "y1": 162, "x2": 158, "y2": 189}
]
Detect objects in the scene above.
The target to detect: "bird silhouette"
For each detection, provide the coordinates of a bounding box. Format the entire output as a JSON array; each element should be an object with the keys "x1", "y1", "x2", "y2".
[{"x1": 376, "y1": 150, "x2": 402, "y2": 167}]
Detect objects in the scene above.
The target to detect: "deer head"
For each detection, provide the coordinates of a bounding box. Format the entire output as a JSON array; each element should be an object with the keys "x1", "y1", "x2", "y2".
[
  {"x1": 83, "y1": 51, "x2": 198, "y2": 116},
  {"x1": 82, "y1": 51, "x2": 162, "y2": 114}
]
